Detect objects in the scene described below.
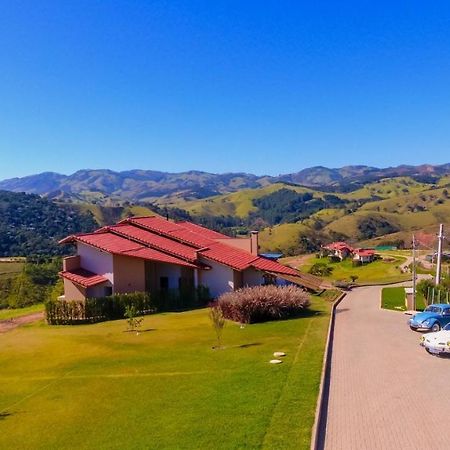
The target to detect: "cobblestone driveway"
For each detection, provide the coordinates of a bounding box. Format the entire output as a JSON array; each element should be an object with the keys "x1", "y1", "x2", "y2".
[{"x1": 321, "y1": 285, "x2": 450, "y2": 450}]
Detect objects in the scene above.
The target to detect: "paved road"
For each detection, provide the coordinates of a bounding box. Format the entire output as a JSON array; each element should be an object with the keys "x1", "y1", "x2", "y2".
[{"x1": 321, "y1": 286, "x2": 450, "y2": 450}]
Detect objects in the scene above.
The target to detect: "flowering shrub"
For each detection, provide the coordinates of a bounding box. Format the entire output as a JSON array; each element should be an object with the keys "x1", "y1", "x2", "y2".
[{"x1": 216, "y1": 285, "x2": 310, "y2": 324}]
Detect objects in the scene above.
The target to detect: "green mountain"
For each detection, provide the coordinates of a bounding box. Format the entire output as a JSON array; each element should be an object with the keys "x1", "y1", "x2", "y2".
[{"x1": 0, "y1": 191, "x2": 97, "y2": 257}]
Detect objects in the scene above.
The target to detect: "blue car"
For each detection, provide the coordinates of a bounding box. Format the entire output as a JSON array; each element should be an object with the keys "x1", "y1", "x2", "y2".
[{"x1": 409, "y1": 304, "x2": 450, "y2": 332}]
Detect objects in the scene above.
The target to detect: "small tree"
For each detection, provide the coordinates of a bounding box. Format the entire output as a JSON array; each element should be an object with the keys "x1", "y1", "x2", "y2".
[
  {"x1": 124, "y1": 305, "x2": 144, "y2": 334},
  {"x1": 350, "y1": 275, "x2": 359, "y2": 284},
  {"x1": 309, "y1": 262, "x2": 333, "y2": 277},
  {"x1": 209, "y1": 304, "x2": 225, "y2": 349}
]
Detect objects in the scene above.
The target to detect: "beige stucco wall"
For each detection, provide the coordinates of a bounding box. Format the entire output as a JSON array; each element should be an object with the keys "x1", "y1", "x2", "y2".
[
  {"x1": 113, "y1": 255, "x2": 146, "y2": 294},
  {"x1": 216, "y1": 238, "x2": 252, "y2": 253},
  {"x1": 63, "y1": 279, "x2": 86, "y2": 301},
  {"x1": 63, "y1": 255, "x2": 80, "y2": 271},
  {"x1": 233, "y1": 270, "x2": 243, "y2": 290}
]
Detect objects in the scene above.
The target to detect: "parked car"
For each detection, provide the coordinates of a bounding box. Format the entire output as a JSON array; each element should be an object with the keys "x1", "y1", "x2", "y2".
[
  {"x1": 420, "y1": 323, "x2": 450, "y2": 356},
  {"x1": 408, "y1": 304, "x2": 450, "y2": 332}
]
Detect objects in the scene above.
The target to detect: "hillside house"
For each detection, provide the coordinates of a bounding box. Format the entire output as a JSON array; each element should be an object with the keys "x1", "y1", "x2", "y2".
[
  {"x1": 323, "y1": 242, "x2": 353, "y2": 260},
  {"x1": 352, "y1": 248, "x2": 376, "y2": 263},
  {"x1": 59, "y1": 216, "x2": 321, "y2": 301}
]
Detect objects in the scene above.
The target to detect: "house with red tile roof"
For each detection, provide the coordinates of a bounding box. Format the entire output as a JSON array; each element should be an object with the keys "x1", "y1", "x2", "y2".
[
  {"x1": 59, "y1": 216, "x2": 322, "y2": 301},
  {"x1": 352, "y1": 248, "x2": 376, "y2": 264},
  {"x1": 323, "y1": 242, "x2": 354, "y2": 260},
  {"x1": 323, "y1": 241, "x2": 376, "y2": 264}
]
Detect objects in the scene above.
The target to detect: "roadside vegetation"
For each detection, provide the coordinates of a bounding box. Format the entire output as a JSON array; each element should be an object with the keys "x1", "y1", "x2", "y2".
[
  {"x1": 381, "y1": 278, "x2": 450, "y2": 312},
  {"x1": 0, "y1": 296, "x2": 331, "y2": 450},
  {"x1": 0, "y1": 258, "x2": 62, "y2": 310}
]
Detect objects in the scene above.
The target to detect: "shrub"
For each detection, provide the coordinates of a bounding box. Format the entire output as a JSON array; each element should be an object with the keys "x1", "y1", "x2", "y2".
[{"x1": 216, "y1": 285, "x2": 310, "y2": 324}]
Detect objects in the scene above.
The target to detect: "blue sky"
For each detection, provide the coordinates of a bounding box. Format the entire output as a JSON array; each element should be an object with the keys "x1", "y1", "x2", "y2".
[{"x1": 1, "y1": 1, "x2": 450, "y2": 179}]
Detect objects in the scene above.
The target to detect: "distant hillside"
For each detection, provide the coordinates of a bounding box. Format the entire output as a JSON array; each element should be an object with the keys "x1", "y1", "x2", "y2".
[
  {"x1": 179, "y1": 176, "x2": 450, "y2": 254},
  {"x1": 0, "y1": 163, "x2": 448, "y2": 203},
  {"x1": 279, "y1": 164, "x2": 450, "y2": 190},
  {"x1": 0, "y1": 169, "x2": 268, "y2": 204},
  {"x1": 0, "y1": 191, "x2": 97, "y2": 257}
]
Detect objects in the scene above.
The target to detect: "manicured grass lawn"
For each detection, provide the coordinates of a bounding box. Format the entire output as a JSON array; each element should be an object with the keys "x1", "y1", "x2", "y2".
[
  {"x1": 381, "y1": 287, "x2": 426, "y2": 312},
  {"x1": 0, "y1": 297, "x2": 331, "y2": 450},
  {"x1": 381, "y1": 287, "x2": 407, "y2": 311},
  {"x1": 0, "y1": 303, "x2": 44, "y2": 320},
  {"x1": 299, "y1": 255, "x2": 410, "y2": 285}
]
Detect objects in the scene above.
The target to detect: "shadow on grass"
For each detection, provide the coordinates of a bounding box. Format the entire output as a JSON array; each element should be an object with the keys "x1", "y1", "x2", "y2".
[
  {"x1": 0, "y1": 411, "x2": 12, "y2": 420},
  {"x1": 123, "y1": 328, "x2": 155, "y2": 333},
  {"x1": 237, "y1": 342, "x2": 262, "y2": 349}
]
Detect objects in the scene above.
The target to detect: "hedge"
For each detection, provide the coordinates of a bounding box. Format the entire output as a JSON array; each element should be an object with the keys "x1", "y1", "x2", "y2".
[{"x1": 46, "y1": 286, "x2": 211, "y2": 325}]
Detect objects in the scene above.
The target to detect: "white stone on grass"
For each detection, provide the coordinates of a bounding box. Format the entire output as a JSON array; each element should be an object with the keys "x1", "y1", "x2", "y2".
[
  {"x1": 269, "y1": 359, "x2": 283, "y2": 364},
  {"x1": 273, "y1": 352, "x2": 286, "y2": 357}
]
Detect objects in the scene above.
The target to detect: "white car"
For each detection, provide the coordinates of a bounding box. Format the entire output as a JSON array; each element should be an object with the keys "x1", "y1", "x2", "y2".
[{"x1": 420, "y1": 322, "x2": 450, "y2": 356}]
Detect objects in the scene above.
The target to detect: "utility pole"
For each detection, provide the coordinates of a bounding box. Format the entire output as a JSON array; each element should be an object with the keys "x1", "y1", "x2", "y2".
[
  {"x1": 435, "y1": 224, "x2": 444, "y2": 285},
  {"x1": 412, "y1": 234, "x2": 416, "y2": 311}
]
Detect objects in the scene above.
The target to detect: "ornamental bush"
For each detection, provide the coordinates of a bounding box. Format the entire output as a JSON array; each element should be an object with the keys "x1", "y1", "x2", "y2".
[{"x1": 216, "y1": 285, "x2": 310, "y2": 324}]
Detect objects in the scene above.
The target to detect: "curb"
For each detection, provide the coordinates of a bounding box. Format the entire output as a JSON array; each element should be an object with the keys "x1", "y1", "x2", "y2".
[{"x1": 310, "y1": 290, "x2": 347, "y2": 450}]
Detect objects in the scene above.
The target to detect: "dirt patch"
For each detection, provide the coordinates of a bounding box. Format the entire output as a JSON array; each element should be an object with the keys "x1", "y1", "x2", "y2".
[{"x1": 0, "y1": 312, "x2": 44, "y2": 333}]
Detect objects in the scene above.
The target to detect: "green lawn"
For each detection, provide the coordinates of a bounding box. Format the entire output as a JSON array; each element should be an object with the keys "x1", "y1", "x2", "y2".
[
  {"x1": 299, "y1": 255, "x2": 410, "y2": 285},
  {"x1": 381, "y1": 287, "x2": 426, "y2": 311},
  {"x1": 0, "y1": 297, "x2": 331, "y2": 450},
  {"x1": 0, "y1": 303, "x2": 44, "y2": 320}
]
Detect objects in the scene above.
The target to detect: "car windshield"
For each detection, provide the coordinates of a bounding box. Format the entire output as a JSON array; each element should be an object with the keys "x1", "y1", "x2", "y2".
[{"x1": 425, "y1": 306, "x2": 442, "y2": 314}]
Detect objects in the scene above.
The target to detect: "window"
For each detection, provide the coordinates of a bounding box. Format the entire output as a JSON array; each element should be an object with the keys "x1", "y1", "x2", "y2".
[
  {"x1": 104, "y1": 286, "x2": 113, "y2": 297},
  {"x1": 263, "y1": 274, "x2": 276, "y2": 285},
  {"x1": 160, "y1": 276, "x2": 169, "y2": 291}
]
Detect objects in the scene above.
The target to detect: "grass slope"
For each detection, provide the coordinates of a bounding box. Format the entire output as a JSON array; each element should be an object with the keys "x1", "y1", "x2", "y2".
[
  {"x1": 0, "y1": 303, "x2": 44, "y2": 320},
  {"x1": 0, "y1": 261, "x2": 24, "y2": 281},
  {"x1": 181, "y1": 183, "x2": 320, "y2": 218},
  {"x1": 381, "y1": 287, "x2": 426, "y2": 311},
  {"x1": 296, "y1": 255, "x2": 410, "y2": 284},
  {"x1": 0, "y1": 298, "x2": 331, "y2": 450}
]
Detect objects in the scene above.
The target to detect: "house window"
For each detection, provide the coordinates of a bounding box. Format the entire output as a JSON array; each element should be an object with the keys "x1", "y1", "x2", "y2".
[
  {"x1": 263, "y1": 274, "x2": 276, "y2": 285},
  {"x1": 160, "y1": 276, "x2": 169, "y2": 291},
  {"x1": 104, "y1": 286, "x2": 113, "y2": 297}
]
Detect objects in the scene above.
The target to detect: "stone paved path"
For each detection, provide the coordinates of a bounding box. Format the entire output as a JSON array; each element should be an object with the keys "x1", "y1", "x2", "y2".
[{"x1": 321, "y1": 285, "x2": 450, "y2": 450}]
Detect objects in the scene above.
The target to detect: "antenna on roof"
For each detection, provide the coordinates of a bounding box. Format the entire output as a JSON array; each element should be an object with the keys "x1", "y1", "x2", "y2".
[{"x1": 164, "y1": 207, "x2": 169, "y2": 221}]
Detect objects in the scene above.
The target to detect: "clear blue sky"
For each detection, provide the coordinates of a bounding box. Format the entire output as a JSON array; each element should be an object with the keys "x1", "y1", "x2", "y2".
[{"x1": 1, "y1": 1, "x2": 450, "y2": 179}]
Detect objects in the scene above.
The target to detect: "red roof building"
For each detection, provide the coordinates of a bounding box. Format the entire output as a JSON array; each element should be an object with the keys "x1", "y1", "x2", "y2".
[
  {"x1": 59, "y1": 216, "x2": 318, "y2": 301},
  {"x1": 323, "y1": 242, "x2": 354, "y2": 260}
]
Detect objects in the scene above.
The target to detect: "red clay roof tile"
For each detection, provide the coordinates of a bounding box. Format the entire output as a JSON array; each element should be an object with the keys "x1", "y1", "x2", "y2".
[
  {"x1": 59, "y1": 269, "x2": 108, "y2": 288},
  {"x1": 61, "y1": 216, "x2": 300, "y2": 276}
]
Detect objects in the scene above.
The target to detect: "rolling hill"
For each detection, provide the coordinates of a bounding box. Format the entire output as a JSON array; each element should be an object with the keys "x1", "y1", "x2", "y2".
[
  {"x1": 0, "y1": 165, "x2": 448, "y2": 256},
  {"x1": 1, "y1": 163, "x2": 448, "y2": 204},
  {"x1": 177, "y1": 176, "x2": 450, "y2": 254}
]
